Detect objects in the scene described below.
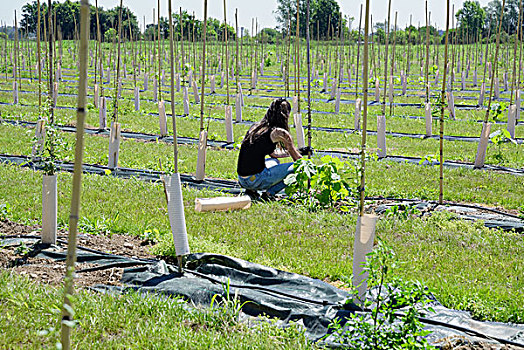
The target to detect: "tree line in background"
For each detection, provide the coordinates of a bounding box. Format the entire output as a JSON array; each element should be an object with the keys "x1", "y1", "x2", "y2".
[{"x1": 0, "y1": 0, "x2": 522, "y2": 44}]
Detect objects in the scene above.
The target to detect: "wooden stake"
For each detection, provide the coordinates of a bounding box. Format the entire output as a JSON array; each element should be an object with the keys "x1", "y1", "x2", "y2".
[
  {"x1": 200, "y1": 0, "x2": 208, "y2": 132},
  {"x1": 359, "y1": 0, "x2": 370, "y2": 216},
  {"x1": 306, "y1": 0, "x2": 312, "y2": 158},
  {"x1": 60, "y1": 0, "x2": 89, "y2": 348},
  {"x1": 381, "y1": 0, "x2": 391, "y2": 115},
  {"x1": 439, "y1": 0, "x2": 451, "y2": 205},
  {"x1": 113, "y1": 0, "x2": 123, "y2": 123}
]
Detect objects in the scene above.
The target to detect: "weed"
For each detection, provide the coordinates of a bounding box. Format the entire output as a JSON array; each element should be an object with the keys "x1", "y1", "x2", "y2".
[{"x1": 0, "y1": 203, "x2": 11, "y2": 220}]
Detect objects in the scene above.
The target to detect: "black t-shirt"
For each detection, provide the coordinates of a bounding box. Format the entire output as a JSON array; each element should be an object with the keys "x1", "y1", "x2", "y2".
[{"x1": 237, "y1": 127, "x2": 276, "y2": 176}]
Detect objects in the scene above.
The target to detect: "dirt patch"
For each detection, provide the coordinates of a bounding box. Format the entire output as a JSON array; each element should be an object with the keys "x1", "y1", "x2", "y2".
[
  {"x1": 438, "y1": 336, "x2": 523, "y2": 350},
  {"x1": 0, "y1": 219, "x2": 157, "y2": 288}
]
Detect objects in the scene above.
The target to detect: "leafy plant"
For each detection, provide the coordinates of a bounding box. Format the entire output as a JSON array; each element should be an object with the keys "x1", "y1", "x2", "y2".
[
  {"x1": 490, "y1": 102, "x2": 507, "y2": 122},
  {"x1": 0, "y1": 203, "x2": 11, "y2": 220},
  {"x1": 209, "y1": 278, "x2": 251, "y2": 329},
  {"x1": 327, "y1": 241, "x2": 435, "y2": 349},
  {"x1": 489, "y1": 129, "x2": 517, "y2": 163},
  {"x1": 284, "y1": 155, "x2": 357, "y2": 210}
]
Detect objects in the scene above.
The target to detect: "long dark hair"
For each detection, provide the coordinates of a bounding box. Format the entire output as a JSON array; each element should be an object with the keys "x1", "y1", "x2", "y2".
[{"x1": 243, "y1": 98, "x2": 291, "y2": 145}]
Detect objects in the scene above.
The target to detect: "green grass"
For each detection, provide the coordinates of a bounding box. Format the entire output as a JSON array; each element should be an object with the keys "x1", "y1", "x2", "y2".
[
  {"x1": 0, "y1": 272, "x2": 313, "y2": 349},
  {"x1": 0, "y1": 163, "x2": 523, "y2": 324}
]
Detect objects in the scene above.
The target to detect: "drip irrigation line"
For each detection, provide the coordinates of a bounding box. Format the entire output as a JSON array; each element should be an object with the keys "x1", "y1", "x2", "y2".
[
  {"x1": 364, "y1": 196, "x2": 523, "y2": 220},
  {"x1": 0, "y1": 154, "x2": 243, "y2": 194}
]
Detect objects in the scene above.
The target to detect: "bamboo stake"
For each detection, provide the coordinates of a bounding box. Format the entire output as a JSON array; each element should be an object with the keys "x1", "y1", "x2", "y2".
[
  {"x1": 200, "y1": 0, "x2": 208, "y2": 132},
  {"x1": 157, "y1": 0, "x2": 161, "y2": 101},
  {"x1": 48, "y1": 0, "x2": 54, "y2": 122},
  {"x1": 439, "y1": 0, "x2": 451, "y2": 205},
  {"x1": 95, "y1": 0, "x2": 103, "y2": 100},
  {"x1": 425, "y1": 2, "x2": 430, "y2": 104},
  {"x1": 359, "y1": 0, "x2": 370, "y2": 216},
  {"x1": 381, "y1": 0, "x2": 391, "y2": 115},
  {"x1": 113, "y1": 0, "x2": 123, "y2": 123},
  {"x1": 60, "y1": 0, "x2": 89, "y2": 348},
  {"x1": 389, "y1": 12, "x2": 397, "y2": 117},
  {"x1": 180, "y1": 7, "x2": 185, "y2": 85},
  {"x1": 355, "y1": 4, "x2": 363, "y2": 98},
  {"x1": 37, "y1": 0, "x2": 42, "y2": 112},
  {"x1": 223, "y1": 0, "x2": 229, "y2": 106},
  {"x1": 306, "y1": 0, "x2": 312, "y2": 158},
  {"x1": 510, "y1": 0, "x2": 522, "y2": 104},
  {"x1": 295, "y1": 0, "x2": 300, "y2": 112},
  {"x1": 235, "y1": 9, "x2": 239, "y2": 93}
]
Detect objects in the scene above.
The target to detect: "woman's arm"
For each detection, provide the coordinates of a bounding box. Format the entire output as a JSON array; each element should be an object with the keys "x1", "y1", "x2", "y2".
[{"x1": 270, "y1": 128, "x2": 302, "y2": 161}]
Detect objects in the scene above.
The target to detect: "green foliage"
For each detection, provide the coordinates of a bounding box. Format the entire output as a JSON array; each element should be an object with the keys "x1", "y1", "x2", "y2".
[
  {"x1": 32, "y1": 123, "x2": 71, "y2": 176},
  {"x1": 328, "y1": 241, "x2": 435, "y2": 349},
  {"x1": 209, "y1": 278, "x2": 252, "y2": 329},
  {"x1": 103, "y1": 28, "x2": 117, "y2": 43},
  {"x1": 490, "y1": 102, "x2": 507, "y2": 121},
  {"x1": 0, "y1": 203, "x2": 11, "y2": 220},
  {"x1": 284, "y1": 155, "x2": 356, "y2": 210},
  {"x1": 489, "y1": 129, "x2": 517, "y2": 164}
]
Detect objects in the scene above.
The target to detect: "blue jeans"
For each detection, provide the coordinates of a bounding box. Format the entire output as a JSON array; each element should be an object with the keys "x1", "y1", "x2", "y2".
[{"x1": 238, "y1": 158, "x2": 294, "y2": 195}]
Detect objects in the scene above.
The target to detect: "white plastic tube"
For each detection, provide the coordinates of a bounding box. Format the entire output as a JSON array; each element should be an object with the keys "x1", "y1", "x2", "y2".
[
  {"x1": 183, "y1": 87, "x2": 190, "y2": 115},
  {"x1": 153, "y1": 78, "x2": 158, "y2": 102},
  {"x1": 329, "y1": 80, "x2": 336, "y2": 100},
  {"x1": 478, "y1": 83, "x2": 485, "y2": 107},
  {"x1": 13, "y1": 81, "x2": 18, "y2": 105},
  {"x1": 251, "y1": 70, "x2": 256, "y2": 90},
  {"x1": 225, "y1": 105, "x2": 234, "y2": 143},
  {"x1": 322, "y1": 72, "x2": 328, "y2": 92},
  {"x1": 99, "y1": 97, "x2": 107, "y2": 129},
  {"x1": 352, "y1": 214, "x2": 377, "y2": 305},
  {"x1": 494, "y1": 78, "x2": 500, "y2": 99},
  {"x1": 335, "y1": 88, "x2": 341, "y2": 114},
  {"x1": 447, "y1": 91, "x2": 456, "y2": 120},
  {"x1": 292, "y1": 96, "x2": 298, "y2": 115},
  {"x1": 158, "y1": 100, "x2": 168, "y2": 137},
  {"x1": 354, "y1": 98, "x2": 361, "y2": 130},
  {"x1": 42, "y1": 174, "x2": 57, "y2": 245},
  {"x1": 53, "y1": 82, "x2": 59, "y2": 106},
  {"x1": 235, "y1": 93, "x2": 242, "y2": 123},
  {"x1": 210, "y1": 75, "x2": 216, "y2": 93},
  {"x1": 377, "y1": 115, "x2": 387, "y2": 159},
  {"x1": 164, "y1": 173, "x2": 190, "y2": 256},
  {"x1": 461, "y1": 71, "x2": 466, "y2": 90},
  {"x1": 388, "y1": 76, "x2": 394, "y2": 103},
  {"x1": 134, "y1": 86, "x2": 140, "y2": 112},
  {"x1": 188, "y1": 70, "x2": 193, "y2": 86},
  {"x1": 94, "y1": 83, "x2": 99, "y2": 108},
  {"x1": 238, "y1": 83, "x2": 245, "y2": 106},
  {"x1": 175, "y1": 73, "x2": 181, "y2": 92},
  {"x1": 507, "y1": 104, "x2": 516, "y2": 139},
  {"x1": 144, "y1": 73, "x2": 148, "y2": 91},
  {"x1": 516, "y1": 90, "x2": 521, "y2": 121},
  {"x1": 474, "y1": 122, "x2": 492, "y2": 169},
  {"x1": 294, "y1": 113, "x2": 306, "y2": 149},
  {"x1": 192, "y1": 80, "x2": 200, "y2": 104},
  {"x1": 108, "y1": 122, "x2": 121, "y2": 169},
  {"x1": 195, "y1": 130, "x2": 207, "y2": 181},
  {"x1": 425, "y1": 103, "x2": 432, "y2": 137},
  {"x1": 374, "y1": 79, "x2": 380, "y2": 102}
]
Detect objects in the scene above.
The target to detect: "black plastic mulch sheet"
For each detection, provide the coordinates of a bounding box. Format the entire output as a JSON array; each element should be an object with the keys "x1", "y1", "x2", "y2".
[{"x1": 3, "y1": 236, "x2": 523, "y2": 348}]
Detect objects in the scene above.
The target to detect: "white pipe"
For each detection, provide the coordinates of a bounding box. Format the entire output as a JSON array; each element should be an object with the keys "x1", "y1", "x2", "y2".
[
  {"x1": 388, "y1": 75, "x2": 394, "y2": 103},
  {"x1": 352, "y1": 214, "x2": 377, "y2": 306},
  {"x1": 99, "y1": 97, "x2": 107, "y2": 129},
  {"x1": 474, "y1": 122, "x2": 492, "y2": 169},
  {"x1": 134, "y1": 86, "x2": 140, "y2": 112},
  {"x1": 164, "y1": 173, "x2": 190, "y2": 256},
  {"x1": 183, "y1": 87, "x2": 190, "y2": 115},
  {"x1": 494, "y1": 78, "x2": 500, "y2": 99},
  {"x1": 108, "y1": 122, "x2": 121, "y2": 169},
  {"x1": 53, "y1": 82, "x2": 59, "y2": 107},
  {"x1": 238, "y1": 83, "x2": 245, "y2": 106},
  {"x1": 334, "y1": 88, "x2": 341, "y2": 114},
  {"x1": 32, "y1": 119, "x2": 46, "y2": 157},
  {"x1": 41, "y1": 174, "x2": 57, "y2": 245},
  {"x1": 377, "y1": 115, "x2": 387, "y2": 159},
  {"x1": 516, "y1": 90, "x2": 521, "y2": 121},
  {"x1": 175, "y1": 73, "x2": 181, "y2": 92},
  {"x1": 294, "y1": 113, "x2": 306, "y2": 149},
  {"x1": 507, "y1": 104, "x2": 516, "y2": 139},
  {"x1": 158, "y1": 100, "x2": 168, "y2": 137},
  {"x1": 374, "y1": 78, "x2": 380, "y2": 102},
  {"x1": 210, "y1": 75, "x2": 216, "y2": 93},
  {"x1": 192, "y1": 80, "x2": 200, "y2": 104},
  {"x1": 322, "y1": 72, "x2": 328, "y2": 92},
  {"x1": 235, "y1": 93, "x2": 242, "y2": 122},
  {"x1": 354, "y1": 98, "x2": 361, "y2": 131},
  {"x1": 447, "y1": 91, "x2": 455, "y2": 120},
  {"x1": 478, "y1": 83, "x2": 485, "y2": 107},
  {"x1": 195, "y1": 130, "x2": 207, "y2": 181},
  {"x1": 13, "y1": 81, "x2": 18, "y2": 105},
  {"x1": 153, "y1": 78, "x2": 158, "y2": 102},
  {"x1": 94, "y1": 83, "x2": 99, "y2": 108},
  {"x1": 225, "y1": 105, "x2": 234, "y2": 143},
  {"x1": 425, "y1": 102, "x2": 432, "y2": 137},
  {"x1": 143, "y1": 73, "x2": 148, "y2": 91}
]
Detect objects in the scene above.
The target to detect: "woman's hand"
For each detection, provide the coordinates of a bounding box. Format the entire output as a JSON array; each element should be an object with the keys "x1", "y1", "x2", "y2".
[{"x1": 270, "y1": 128, "x2": 302, "y2": 161}]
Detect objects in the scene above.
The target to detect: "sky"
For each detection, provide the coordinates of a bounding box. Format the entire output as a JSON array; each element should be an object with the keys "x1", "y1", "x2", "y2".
[{"x1": 0, "y1": 0, "x2": 494, "y2": 32}]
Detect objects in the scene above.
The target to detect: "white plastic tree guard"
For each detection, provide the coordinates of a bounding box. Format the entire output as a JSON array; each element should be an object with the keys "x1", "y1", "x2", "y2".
[
  {"x1": 474, "y1": 122, "x2": 492, "y2": 169},
  {"x1": 377, "y1": 115, "x2": 387, "y2": 159},
  {"x1": 158, "y1": 101, "x2": 168, "y2": 137},
  {"x1": 153, "y1": 78, "x2": 158, "y2": 102},
  {"x1": 13, "y1": 81, "x2": 18, "y2": 105},
  {"x1": 220, "y1": 71, "x2": 225, "y2": 89},
  {"x1": 292, "y1": 96, "x2": 298, "y2": 115},
  {"x1": 516, "y1": 90, "x2": 521, "y2": 121},
  {"x1": 494, "y1": 78, "x2": 500, "y2": 99},
  {"x1": 134, "y1": 87, "x2": 140, "y2": 111},
  {"x1": 388, "y1": 76, "x2": 394, "y2": 103},
  {"x1": 374, "y1": 79, "x2": 380, "y2": 102},
  {"x1": 425, "y1": 102, "x2": 432, "y2": 137},
  {"x1": 163, "y1": 173, "x2": 190, "y2": 256},
  {"x1": 32, "y1": 119, "x2": 46, "y2": 157},
  {"x1": 94, "y1": 84, "x2": 99, "y2": 108},
  {"x1": 188, "y1": 70, "x2": 193, "y2": 86},
  {"x1": 238, "y1": 84, "x2": 245, "y2": 106},
  {"x1": 322, "y1": 72, "x2": 328, "y2": 92},
  {"x1": 235, "y1": 93, "x2": 243, "y2": 123},
  {"x1": 195, "y1": 195, "x2": 251, "y2": 212},
  {"x1": 329, "y1": 80, "x2": 337, "y2": 100},
  {"x1": 447, "y1": 92, "x2": 456, "y2": 120},
  {"x1": 354, "y1": 98, "x2": 362, "y2": 131},
  {"x1": 478, "y1": 83, "x2": 485, "y2": 106},
  {"x1": 106, "y1": 67, "x2": 111, "y2": 83},
  {"x1": 53, "y1": 82, "x2": 59, "y2": 106},
  {"x1": 183, "y1": 87, "x2": 190, "y2": 115},
  {"x1": 41, "y1": 174, "x2": 58, "y2": 245},
  {"x1": 335, "y1": 88, "x2": 341, "y2": 114},
  {"x1": 108, "y1": 122, "x2": 121, "y2": 169},
  {"x1": 195, "y1": 130, "x2": 208, "y2": 181},
  {"x1": 225, "y1": 106, "x2": 234, "y2": 143},
  {"x1": 507, "y1": 104, "x2": 516, "y2": 139},
  {"x1": 401, "y1": 73, "x2": 407, "y2": 95},
  {"x1": 461, "y1": 71, "x2": 466, "y2": 90},
  {"x1": 192, "y1": 80, "x2": 200, "y2": 104},
  {"x1": 175, "y1": 73, "x2": 181, "y2": 92},
  {"x1": 352, "y1": 214, "x2": 377, "y2": 306},
  {"x1": 294, "y1": 113, "x2": 306, "y2": 149},
  {"x1": 99, "y1": 97, "x2": 107, "y2": 129},
  {"x1": 143, "y1": 73, "x2": 148, "y2": 91},
  {"x1": 473, "y1": 70, "x2": 478, "y2": 87},
  {"x1": 210, "y1": 75, "x2": 216, "y2": 93}
]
